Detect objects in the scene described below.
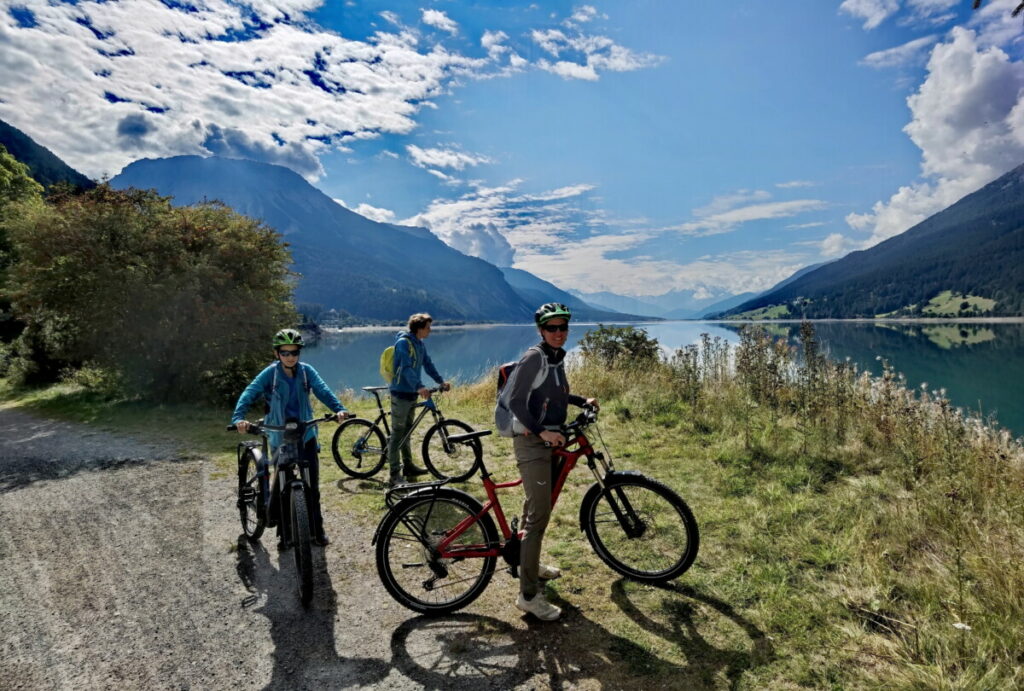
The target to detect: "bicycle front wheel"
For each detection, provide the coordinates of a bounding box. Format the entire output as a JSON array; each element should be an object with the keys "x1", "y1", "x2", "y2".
[
  {"x1": 421, "y1": 419, "x2": 483, "y2": 482},
  {"x1": 237, "y1": 448, "x2": 265, "y2": 541},
  {"x1": 582, "y1": 475, "x2": 699, "y2": 583},
  {"x1": 290, "y1": 486, "x2": 314, "y2": 607},
  {"x1": 332, "y1": 418, "x2": 387, "y2": 478},
  {"x1": 376, "y1": 494, "x2": 497, "y2": 615}
]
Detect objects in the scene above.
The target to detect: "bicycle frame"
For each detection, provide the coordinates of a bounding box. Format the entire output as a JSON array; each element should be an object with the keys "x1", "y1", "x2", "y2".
[
  {"x1": 364, "y1": 386, "x2": 448, "y2": 451},
  {"x1": 425, "y1": 423, "x2": 613, "y2": 561}
]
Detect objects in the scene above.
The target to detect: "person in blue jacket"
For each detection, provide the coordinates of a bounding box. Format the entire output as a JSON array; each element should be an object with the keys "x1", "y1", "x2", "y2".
[
  {"x1": 231, "y1": 328, "x2": 352, "y2": 546},
  {"x1": 388, "y1": 313, "x2": 450, "y2": 486}
]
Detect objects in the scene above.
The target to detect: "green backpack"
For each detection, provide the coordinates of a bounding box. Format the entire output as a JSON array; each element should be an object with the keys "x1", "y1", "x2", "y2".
[{"x1": 379, "y1": 335, "x2": 416, "y2": 383}]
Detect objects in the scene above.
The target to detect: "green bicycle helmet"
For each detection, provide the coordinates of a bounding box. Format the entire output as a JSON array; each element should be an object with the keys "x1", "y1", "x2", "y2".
[
  {"x1": 272, "y1": 328, "x2": 304, "y2": 349},
  {"x1": 534, "y1": 302, "x2": 572, "y2": 325}
]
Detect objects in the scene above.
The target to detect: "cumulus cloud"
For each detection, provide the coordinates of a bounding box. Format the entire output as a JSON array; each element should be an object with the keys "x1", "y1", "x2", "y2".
[
  {"x1": 840, "y1": 0, "x2": 901, "y2": 29},
  {"x1": 846, "y1": 27, "x2": 1024, "y2": 247},
  {"x1": 400, "y1": 179, "x2": 599, "y2": 266},
  {"x1": 819, "y1": 232, "x2": 854, "y2": 257},
  {"x1": 674, "y1": 199, "x2": 828, "y2": 237},
  {"x1": 530, "y1": 23, "x2": 663, "y2": 81},
  {"x1": 567, "y1": 5, "x2": 602, "y2": 25},
  {"x1": 861, "y1": 35, "x2": 941, "y2": 68},
  {"x1": 481, "y1": 29, "x2": 509, "y2": 59},
  {"x1": 0, "y1": 0, "x2": 494, "y2": 179},
  {"x1": 421, "y1": 8, "x2": 458, "y2": 35},
  {"x1": 406, "y1": 144, "x2": 492, "y2": 170}
]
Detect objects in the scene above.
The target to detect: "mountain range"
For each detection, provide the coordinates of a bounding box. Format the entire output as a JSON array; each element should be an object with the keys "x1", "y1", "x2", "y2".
[
  {"x1": 715, "y1": 164, "x2": 1024, "y2": 318},
  {"x1": 0, "y1": 120, "x2": 94, "y2": 190}
]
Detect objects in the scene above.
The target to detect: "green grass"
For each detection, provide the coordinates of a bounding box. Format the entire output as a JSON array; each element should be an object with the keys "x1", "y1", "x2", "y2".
[
  {"x1": 726, "y1": 304, "x2": 791, "y2": 320},
  {"x1": 922, "y1": 290, "x2": 997, "y2": 317},
  {"x1": 3, "y1": 330, "x2": 1023, "y2": 688}
]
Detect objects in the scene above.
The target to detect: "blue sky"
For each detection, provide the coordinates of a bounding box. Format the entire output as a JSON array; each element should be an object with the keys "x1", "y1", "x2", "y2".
[{"x1": 2, "y1": 0, "x2": 1023, "y2": 300}]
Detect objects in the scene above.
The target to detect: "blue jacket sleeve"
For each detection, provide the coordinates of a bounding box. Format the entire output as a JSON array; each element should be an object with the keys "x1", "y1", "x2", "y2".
[
  {"x1": 307, "y1": 365, "x2": 346, "y2": 413},
  {"x1": 422, "y1": 348, "x2": 444, "y2": 386},
  {"x1": 232, "y1": 367, "x2": 272, "y2": 423}
]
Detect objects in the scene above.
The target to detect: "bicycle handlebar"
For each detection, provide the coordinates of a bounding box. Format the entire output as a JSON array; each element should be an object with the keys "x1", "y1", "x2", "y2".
[
  {"x1": 226, "y1": 412, "x2": 339, "y2": 434},
  {"x1": 543, "y1": 404, "x2": 599, "y2": 447}
]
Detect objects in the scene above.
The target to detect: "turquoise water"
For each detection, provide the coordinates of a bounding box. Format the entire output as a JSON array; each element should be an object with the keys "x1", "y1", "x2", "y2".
[{"x1": 301, "y1": 321, "x2": 1024, "y2": 437}]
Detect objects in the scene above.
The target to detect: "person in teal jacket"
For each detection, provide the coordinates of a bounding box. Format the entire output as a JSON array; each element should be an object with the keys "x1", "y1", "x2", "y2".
[
  {"x1": 388, "y1": 313, "x2": 450, "y2": 486},
  {"x1": 231, "y1": 328, "x2": 351, "y2": 546}
]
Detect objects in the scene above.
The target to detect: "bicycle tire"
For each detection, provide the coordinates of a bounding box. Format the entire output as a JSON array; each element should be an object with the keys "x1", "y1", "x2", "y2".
[
  {"x1": 582, "y1": 474, "x2": 699, "y2": 583},
  {"x1": 421, "y1": 419, "x2": 483, "y2": 483},
  {"x1": 290, "y1": 485, "x2": 315, "y2": 607},
  {"x1": 376, "y1": 492, "x2": 498, "y2": 615},
  {"x1": 331, "y1": 418, "x2": 387, "y2": 478},
  {"x1": 237, "y1": 448, "x2": 265, "y2": 541}
]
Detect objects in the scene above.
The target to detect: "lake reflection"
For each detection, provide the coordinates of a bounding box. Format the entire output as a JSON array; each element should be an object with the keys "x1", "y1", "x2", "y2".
[{"x1": 301, "y1": 321, "x2": 1024, "y2": 437}]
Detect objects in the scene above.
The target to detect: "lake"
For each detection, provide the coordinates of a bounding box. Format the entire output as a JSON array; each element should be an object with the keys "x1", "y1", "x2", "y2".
[{"x1": 301, "y1": 321, "x2": 1024, "y2": 438}]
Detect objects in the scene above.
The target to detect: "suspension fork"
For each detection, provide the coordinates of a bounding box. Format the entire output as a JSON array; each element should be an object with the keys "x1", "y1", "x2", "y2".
[{"x1": 586, "y1": 448, "x2": 644, "y2": 537}]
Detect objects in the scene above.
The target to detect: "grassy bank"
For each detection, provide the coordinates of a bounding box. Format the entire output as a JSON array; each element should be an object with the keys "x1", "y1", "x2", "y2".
[{"x1": 3, "y1": 326, "x2": 1023, "y2": 688}]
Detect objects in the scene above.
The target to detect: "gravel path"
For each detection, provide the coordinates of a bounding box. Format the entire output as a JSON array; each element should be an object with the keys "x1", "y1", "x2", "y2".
[{"x1": 0, "y1": 406, "x2": 638, "y2": 690}]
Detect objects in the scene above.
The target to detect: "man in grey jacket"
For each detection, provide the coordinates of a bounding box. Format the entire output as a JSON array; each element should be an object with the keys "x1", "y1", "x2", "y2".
[{"x1": 508, "y1": 303, "x2": 598, "y2": 621}]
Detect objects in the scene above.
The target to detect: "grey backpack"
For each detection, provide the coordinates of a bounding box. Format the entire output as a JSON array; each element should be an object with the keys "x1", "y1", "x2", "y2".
[{"x1": 494, "y1": 346, "x2": 549, "y2": 437}]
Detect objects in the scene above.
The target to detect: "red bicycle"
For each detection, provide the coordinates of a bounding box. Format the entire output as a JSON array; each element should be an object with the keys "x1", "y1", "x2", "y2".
[{"x1": 372, "y1": 406, "x2": 700, "y2": 615}]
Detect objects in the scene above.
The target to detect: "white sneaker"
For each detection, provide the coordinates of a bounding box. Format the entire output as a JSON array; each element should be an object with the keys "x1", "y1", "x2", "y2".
[
  {"x1": 516, "y1": 593, "x2": 562, "y2": 621},
  {"x1": 538, "y1": 564, "x2": 562, "y2": 580}
]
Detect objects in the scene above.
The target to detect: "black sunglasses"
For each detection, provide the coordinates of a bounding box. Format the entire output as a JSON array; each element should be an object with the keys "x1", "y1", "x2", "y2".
[
  {"x1": 277, "y1": 349, "x2": 301, "y2": 357},
  {"x1": 541, "y1": 323, "x2": 569, "y2": 333}
]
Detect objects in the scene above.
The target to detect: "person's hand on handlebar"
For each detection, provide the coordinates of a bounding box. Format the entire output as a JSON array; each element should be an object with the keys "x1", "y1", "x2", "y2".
[
  {"x1": 235, "y1": 420, "x2": 251, "y2": 434},
  {"x1": 539, "y1": 429, "x2": 566, "y2": 447},
  {"x1": 418, "y1": 386, "x2": 431, "y2": 399},
  {"x1": 584, "y1": 398, "x2": 600, "y2": 410},
  {"x1": 441, "y1": 381, "x2": 452, "y2": 392},
  {"x1": 335, "y1": 410, "x2": 354, "y2": 423}
]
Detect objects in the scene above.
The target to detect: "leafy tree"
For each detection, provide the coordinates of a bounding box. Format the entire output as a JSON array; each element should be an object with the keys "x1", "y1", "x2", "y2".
[
  {"x1": 4, "y1": 184, "x2": 296, "y2": 399},
  {"x1": 579, "y1": 324, "x2": 661, "y2": 365},
  {"x1": 0, "y1": 145, "x2": 44, "y2": 344}
]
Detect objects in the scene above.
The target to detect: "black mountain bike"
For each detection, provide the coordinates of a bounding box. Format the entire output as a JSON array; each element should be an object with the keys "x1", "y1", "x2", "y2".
[
  {"x1": 231, "y1": 413, "x2": 336, "y2": 607},
  {"x1": 331, "y1": 386, "x2": 483, "y2": 482}
]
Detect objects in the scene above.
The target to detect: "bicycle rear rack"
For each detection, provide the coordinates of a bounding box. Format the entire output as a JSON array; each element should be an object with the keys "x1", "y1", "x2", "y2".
[{"x1": 384, "y1": 478, "x2": 449, "y2": 509}]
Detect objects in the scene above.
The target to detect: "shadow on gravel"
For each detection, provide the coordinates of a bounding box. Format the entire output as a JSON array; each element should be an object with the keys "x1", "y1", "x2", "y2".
[
  {"x1": 333, "y1": 476, "x2": 387, "y2": 495},
  {"x1": 387, "y1": 591, "x2": 757, "y2": 690},
  {"x1": 234, "y1": 536, "x2": 389, "y2": 689},
  {"x1": 0, "y1": 456, "x2": 191, "y2": 494},
  {"x1": 609, "y1": 579, "x2": 775, "y2": 687}
]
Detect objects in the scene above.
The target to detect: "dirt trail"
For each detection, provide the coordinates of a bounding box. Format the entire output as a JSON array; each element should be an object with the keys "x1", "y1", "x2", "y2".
[{"x1": 0, "y1": 407, "x2": 629, "y2": 690}]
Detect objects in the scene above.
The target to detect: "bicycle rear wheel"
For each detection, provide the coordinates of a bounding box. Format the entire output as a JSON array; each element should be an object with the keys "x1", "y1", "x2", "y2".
[
  {"x1": 332, "y1": 418, "x2": 387, "y2": 478},
  {"x1": 376, "y1": 493, "x2": 497, "y2": 615},
  {"x1": 237, "y1": 447, "x2": 265, "y2": 541},
  {"x1": 421, "y1": 419, "x2": 483, "y2": 482},
  {"x1": 582, "y1": 474, "x2": 698, "y2": 583},
  {"x1": 290, "y1": 485, "x2": 314, "y2": 607}
]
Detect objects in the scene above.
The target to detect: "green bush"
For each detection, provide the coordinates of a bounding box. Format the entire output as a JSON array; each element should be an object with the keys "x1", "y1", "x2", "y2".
[
  {"x1": 3, "y1": 184, "x2": 296, "y2": 399},
  {"x1": 578, "y1": 324, "x2": 661, "y2": 365}
]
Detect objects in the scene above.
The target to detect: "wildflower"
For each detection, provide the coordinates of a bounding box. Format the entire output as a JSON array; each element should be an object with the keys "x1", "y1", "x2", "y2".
[{"x1": 952, "y1": 622, "x2": 972, "y2": 631}]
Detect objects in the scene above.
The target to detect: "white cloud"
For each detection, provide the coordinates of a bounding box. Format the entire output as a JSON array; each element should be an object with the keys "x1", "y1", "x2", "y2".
[
  {"x1": 820, "y1": 232, "x2": 854, "y2": 257},
  {"x1": 354, "y1": 203, "x2": 397, "y2": 223},
  {"x1": 0, "y1": 0, "x2": 501, "y2": 180},
  {"x1": 775, "y1": 180, "x2": 816, "y2": 188},
  {"x1": 847, "y1": 27, "x2": 1024, "y2": 247},
  {"x1": 840, "y1": 0, "x2": 901, "y2": 30},
  {"x1": 568, "y1": 5, "x2": 601, "y2": 24},
  {"x1": 674, "y1": 199, "x2": 828, "y2": 237},
  {"x1": 481, "y1": 29, "x2": 509, "y2": 59},
  {"x1": 406, "y1": 144, "x2": 492, "y2": 170},
  {"x1": 421, "y1": 8, "x2": 458, "y2": 35},
  {"x1": 787, "y1": 221, "x2": 826, "y2": 229},
  {"x1": 861, "y1": 35, "x2": 941, "y2": 68},
  {"x1": 968, "y1": 0, "x2": 1024, "y2": 47},
  {"x1": 530, "y1": 25, "x2": 663, "y2": 81},
  {"x1": 693, "y1": 189, "x2": 771, "y2": 217}
]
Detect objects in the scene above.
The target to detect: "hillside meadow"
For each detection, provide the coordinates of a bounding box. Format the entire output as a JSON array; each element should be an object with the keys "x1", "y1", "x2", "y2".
[{"x1": 3, "y1": 325, "x2": 1023, "y2": 688}]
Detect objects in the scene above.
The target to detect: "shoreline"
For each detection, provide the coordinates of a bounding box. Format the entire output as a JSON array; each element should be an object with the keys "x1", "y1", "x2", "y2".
[{"x1": 320, "y1": 316, "x2": 1024, "y2": 333}]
